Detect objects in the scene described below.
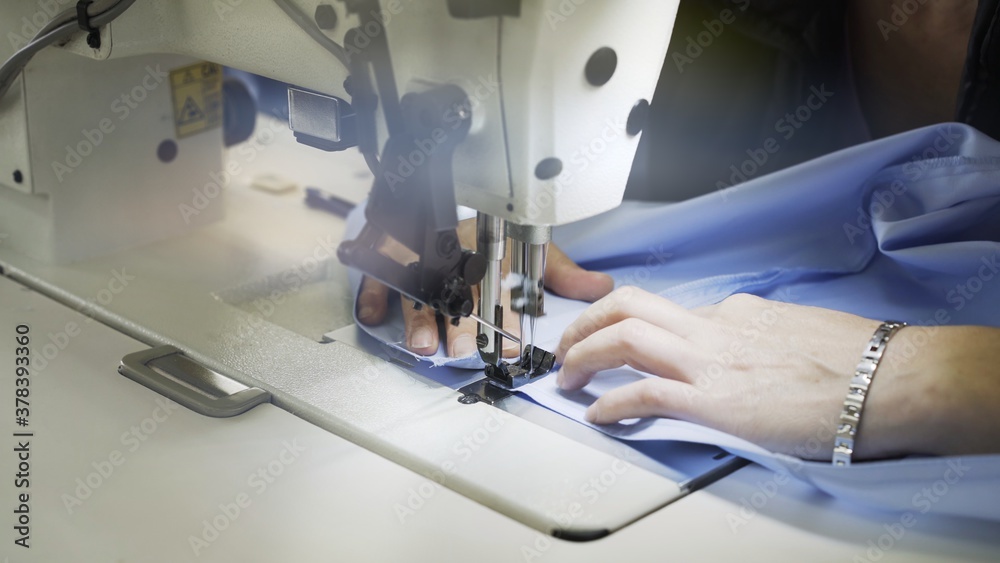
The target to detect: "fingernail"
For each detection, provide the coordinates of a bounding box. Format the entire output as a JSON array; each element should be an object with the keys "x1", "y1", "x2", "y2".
[
  {"x1": 555, "y1": 369, "x2": 566, "y2": 388},
  {"x1": 452, "y1": 335, "x2": 476, "y2": 358},
  {"x1": 585, "y1": 403, "x2": 600, "y2": 423},
  {"x1": 410, "y1": 327, "x2": 433, "y2": 350},
  {"x1": 358, "y1": 306, "x2": 375, "y2": 321}
]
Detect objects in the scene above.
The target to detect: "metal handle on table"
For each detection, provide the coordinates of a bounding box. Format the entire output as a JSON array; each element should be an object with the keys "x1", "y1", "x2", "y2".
[{"x1": 119, "y1": 345, "x2": 270, "y2": 418}]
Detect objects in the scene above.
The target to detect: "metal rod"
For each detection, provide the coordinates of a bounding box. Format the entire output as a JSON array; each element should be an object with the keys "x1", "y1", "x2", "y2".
[
  {"x1": 470, "y1": 313, "x2": 520, "y2": 345},
  {"x1": 477, "y1": 213, "x2": 507, "y2": 365}
]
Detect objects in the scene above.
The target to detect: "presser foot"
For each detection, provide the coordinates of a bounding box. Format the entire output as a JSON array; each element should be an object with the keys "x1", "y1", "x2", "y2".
[{"x1": 457, "y1": 345, "x2": 556, "y2": 405}]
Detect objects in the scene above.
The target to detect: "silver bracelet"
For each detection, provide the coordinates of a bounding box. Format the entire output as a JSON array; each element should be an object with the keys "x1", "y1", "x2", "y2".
[{"x1": 832, "y1": 321, "x2": 907, "y2": 467}]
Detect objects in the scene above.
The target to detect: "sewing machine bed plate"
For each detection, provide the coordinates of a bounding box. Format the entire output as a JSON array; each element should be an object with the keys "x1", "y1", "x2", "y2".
[{"x1": 6, "y1": 261, "x2": 1000, "y2": 561}]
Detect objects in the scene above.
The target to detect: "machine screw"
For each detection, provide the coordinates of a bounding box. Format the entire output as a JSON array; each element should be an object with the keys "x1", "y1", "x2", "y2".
[
  {"x1": 534, "y1": 157, "x2": 563, "y2": 180},
  {"x1": 585, "y1": 47, "x2": 617, "y2": 86},
  {"x1": 627, "y1": 99, "x2": 651, "y2": 136},
  {"x1": 157, "y1": 140, "x2": 178, "y2": 163},
  {"x1": 458, "y1": 394, "x2": 480, "y2": 405},
  {"x1": 315, "y1": 4, "x2": 338, "y2": 30},
  {"x1": 86, "y1": 30, "x2": 101, "y2": 49}
]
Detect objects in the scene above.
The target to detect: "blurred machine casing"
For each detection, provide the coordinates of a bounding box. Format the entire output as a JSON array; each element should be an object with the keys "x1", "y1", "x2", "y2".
[{"x1": 0, "y1": 0, "x2": 670, "y2": 263}]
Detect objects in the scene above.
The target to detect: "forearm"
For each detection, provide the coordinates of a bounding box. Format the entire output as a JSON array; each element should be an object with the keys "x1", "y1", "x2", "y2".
[{"x1": 861, "y1": 326, "x2": 1000, "y2": 459}]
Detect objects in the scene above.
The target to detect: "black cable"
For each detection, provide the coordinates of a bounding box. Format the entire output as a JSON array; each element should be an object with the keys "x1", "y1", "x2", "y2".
[{"x1": 0, "y1": 0, "x2": 138, "y2": 101}]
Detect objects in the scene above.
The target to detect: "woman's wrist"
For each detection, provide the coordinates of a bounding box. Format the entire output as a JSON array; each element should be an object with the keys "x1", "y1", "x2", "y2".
[
  {"x1": 855, "y1": 326, "x2": 1000, "y2": 460},
  {"x1": 848, "y1": 326, "x2": 931, "y2": 460}
]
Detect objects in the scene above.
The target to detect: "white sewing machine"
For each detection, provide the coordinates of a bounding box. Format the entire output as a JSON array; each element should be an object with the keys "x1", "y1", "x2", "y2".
[{"x1": 0, "y1": 1, "x2": 998, "y2": 561}]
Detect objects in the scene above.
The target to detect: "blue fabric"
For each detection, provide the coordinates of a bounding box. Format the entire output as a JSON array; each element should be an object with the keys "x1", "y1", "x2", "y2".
[
  {"x1": 557, "y1": 123, "x2": 1000, "y2": 327},
  {"x1": 347, "y1": 123, "x2": 1000, "y2": 521}
]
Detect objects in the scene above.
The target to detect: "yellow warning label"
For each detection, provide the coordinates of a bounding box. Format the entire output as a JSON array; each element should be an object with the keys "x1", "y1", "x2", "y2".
[{"x1": 169, "y1": 62, "x2": 223, "y2": 139}]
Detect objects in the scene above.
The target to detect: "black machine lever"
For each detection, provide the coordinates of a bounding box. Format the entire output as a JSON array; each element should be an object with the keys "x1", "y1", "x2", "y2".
[
  {"x1": 336, "y1": 2, "x2": 556, "y2": 390},
  {"x1": 336, "y1": 73, "x2": 486, "y2": 317}
]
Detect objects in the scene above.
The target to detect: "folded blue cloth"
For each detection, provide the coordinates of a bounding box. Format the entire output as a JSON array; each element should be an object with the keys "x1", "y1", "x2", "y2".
[
  {"x1": 559, "y1": 123, "x2": 1000, "y2": 326},
  {"x1": 347, "y1": 123, "x2": 1000, "y2": 521}
]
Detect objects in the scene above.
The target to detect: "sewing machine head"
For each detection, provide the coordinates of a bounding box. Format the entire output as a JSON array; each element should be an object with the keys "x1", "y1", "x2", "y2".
[
  {"x1": 0, "y1": 0, "x2": 671, "y2": 385},
  {"x1": 326, "y1": 1, "x2": 673, "y2": 386}
]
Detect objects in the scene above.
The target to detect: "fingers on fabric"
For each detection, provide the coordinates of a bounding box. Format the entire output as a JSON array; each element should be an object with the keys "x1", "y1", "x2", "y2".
[
  {"x1": 545, "y1": 244, "x2": 615, "y2": 303},
  {"x1": 357, "y1": 277, "x2": 391, "y2": 326},
  {"x1": 556, "y1": 287, "x2": 701, "y2": 359}
]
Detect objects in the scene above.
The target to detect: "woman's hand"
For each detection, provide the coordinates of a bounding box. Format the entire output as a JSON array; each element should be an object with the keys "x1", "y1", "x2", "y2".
[
  {"x1": 356, "y1": 219, "x2": 614, "y2": 358},
  {"x1": 555, "y1": 287, "x2": 1000, "y2": 461}
]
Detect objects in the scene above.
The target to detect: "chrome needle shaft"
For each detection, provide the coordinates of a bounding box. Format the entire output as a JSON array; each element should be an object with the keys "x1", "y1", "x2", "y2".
[{"x1": 469, "y1": 313, "x2": 520, "y2": 345}]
